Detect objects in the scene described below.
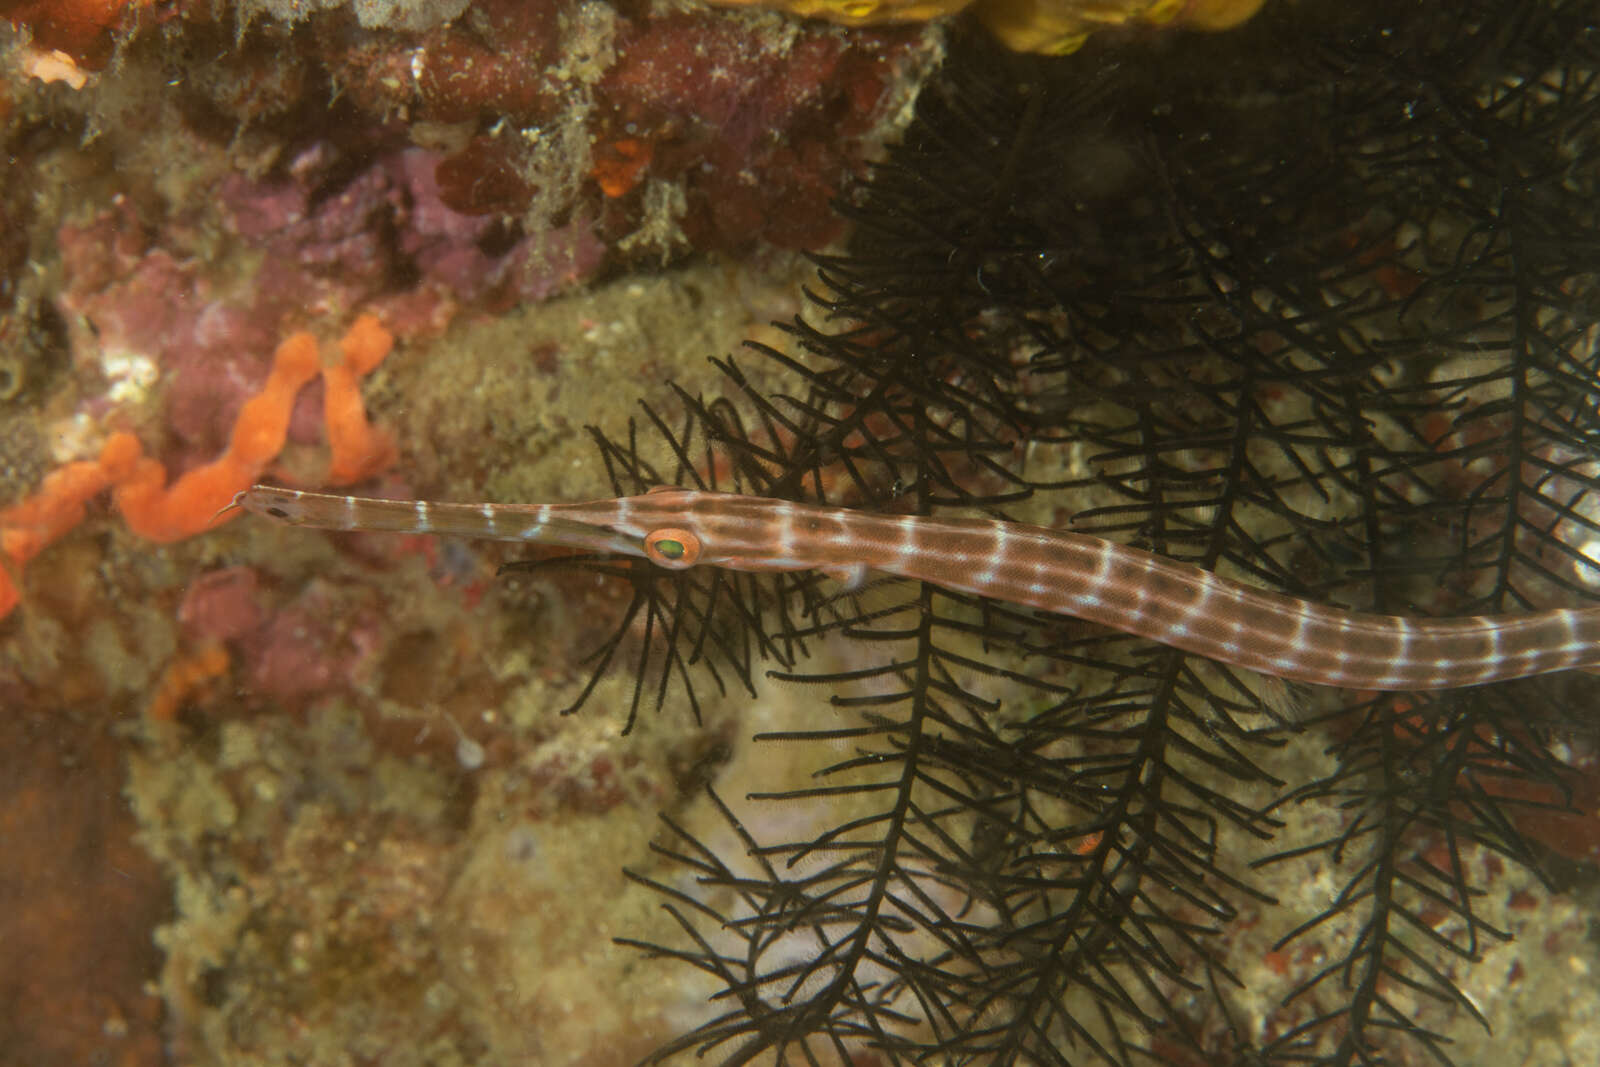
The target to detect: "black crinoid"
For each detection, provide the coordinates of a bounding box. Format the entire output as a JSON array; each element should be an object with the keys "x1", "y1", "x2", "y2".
[{"x1": 532, "y1": 1, "x2": 1600, "y2": 1063}]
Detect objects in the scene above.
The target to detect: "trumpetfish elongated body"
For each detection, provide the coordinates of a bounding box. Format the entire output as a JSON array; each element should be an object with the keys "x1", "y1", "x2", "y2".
[{"x1": 234, "y1": 485, "x2": 1600, "y2": 691}]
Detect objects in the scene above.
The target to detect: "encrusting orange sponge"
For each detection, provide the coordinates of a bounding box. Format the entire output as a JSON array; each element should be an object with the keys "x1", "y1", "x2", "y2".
[
  {"x1": 106, "y1": 330, "x2": 321, "y2": 542},
  {"x1": 0, "y1": 315, "x2": 397, "y2": 620},
  {"x1": 0, "y1": 455, "x2": 118, "y2": 617},
  {"x1": 143, "y1": 642, "x2": 231, "y2": 723},
  {"x1": 322, "y1": 313, "x2": 397, "y2": 486}
]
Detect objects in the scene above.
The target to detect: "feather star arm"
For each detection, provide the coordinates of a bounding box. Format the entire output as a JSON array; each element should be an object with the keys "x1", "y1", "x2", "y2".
[{"x1": 233, "y1": 484, "x2": 1600, "y2": 691}]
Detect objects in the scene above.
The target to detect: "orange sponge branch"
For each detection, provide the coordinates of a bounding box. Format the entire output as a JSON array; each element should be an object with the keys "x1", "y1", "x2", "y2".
[
  {"x1": 0, "y1": 315, "x2": 396, "y2": 620},
  {"x1": 105, "y1": 330, "x2": 322, "y2": 542},
  {"x1": 0, "y1": 456, "x2": 118, "y2": 617},
  {"x1": 322, "y1": 314, "x2": 397, "y2": 486}
]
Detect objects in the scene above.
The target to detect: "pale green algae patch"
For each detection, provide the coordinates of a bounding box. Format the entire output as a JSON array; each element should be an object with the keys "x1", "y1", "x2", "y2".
[
  {"x1": 384, "y1": 258, "x2": 810, "y2": 506},
  {"x1": 125, "y1": 680, "x2": 739, "y2": 1065}
]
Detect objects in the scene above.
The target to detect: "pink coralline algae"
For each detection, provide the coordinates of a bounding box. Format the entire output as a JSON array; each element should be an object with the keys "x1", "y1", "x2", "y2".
[
  {"x1": 218, "y1": 147, "x2": 606, "y2": 324},
  {"x1": 238, "y1": 580, "x2": 385, "y2": 705},
  {"x1": 60, "y1": 245, "x2": 201, "y2": 368},
  {"x1": 55, "y1": 208, "x2": 311, "y2": 467},
  {"x1": 388, "y1": 149, "x2": 607, "y2": 307},
  {"x1": 46, "y1": 141, "x2": 606, "y2": 466},
  {"x1": 178, "y1": 566, "x2": 266, "y2": 646},
  {"x1": 172, "y1": 305, "x2": 305, "y2": 459},
  {"x1": 55, "y1": 209, "x2": 291, "y2": 464}
]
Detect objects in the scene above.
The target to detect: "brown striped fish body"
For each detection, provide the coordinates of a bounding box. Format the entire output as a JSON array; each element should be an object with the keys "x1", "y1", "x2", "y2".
[{"x1": 235, "y1": 485, "x2": 1600, "y2": 691}]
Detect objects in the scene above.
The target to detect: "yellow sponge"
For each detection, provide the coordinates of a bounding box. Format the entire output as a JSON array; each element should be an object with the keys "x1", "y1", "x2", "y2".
[
  {"x1": 976, "y1": 0, "x2": 1266, "y2": 55},
  {"x1": 702, "y1": 0, "x2": 1266, "y2": 53}
]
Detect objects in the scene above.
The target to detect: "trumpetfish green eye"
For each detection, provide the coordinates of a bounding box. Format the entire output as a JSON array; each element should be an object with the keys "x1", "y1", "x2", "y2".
[{"x1": 644, "y1": 527, "x2": 701, "y2": 568}]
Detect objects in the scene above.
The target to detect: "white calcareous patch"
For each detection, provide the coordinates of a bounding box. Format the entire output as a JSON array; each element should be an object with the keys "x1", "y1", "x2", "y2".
[{"x1": 101, "y1": 348, "x2": 160, "y2": 405}]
